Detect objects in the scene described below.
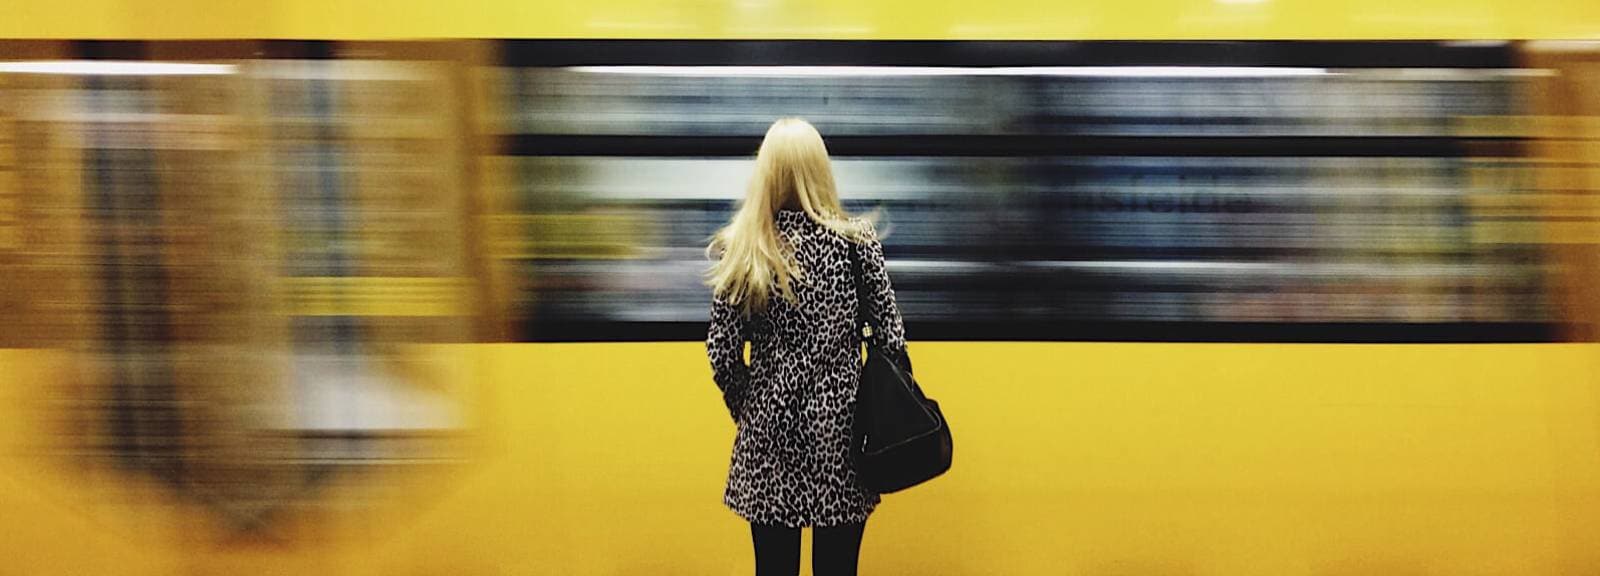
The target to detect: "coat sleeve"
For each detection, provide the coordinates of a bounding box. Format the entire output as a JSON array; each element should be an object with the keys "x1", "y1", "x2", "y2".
[
  {"x1": 707, "y1": 294, "x2": 752, "y2": 422},
  {"x1": 858, "y1": 222, "x2": 909, "y2": 364}
]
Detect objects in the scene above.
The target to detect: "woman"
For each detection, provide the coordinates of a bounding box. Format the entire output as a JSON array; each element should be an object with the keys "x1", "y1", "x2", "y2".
[{"x1": 706, "y1": 118, "x2": 907, "y2": 576}]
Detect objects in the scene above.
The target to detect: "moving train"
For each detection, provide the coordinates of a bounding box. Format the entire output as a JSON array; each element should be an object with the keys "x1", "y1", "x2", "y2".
[{"x1": 2, "y1": 10, "x2": 1599, "y2": 575}]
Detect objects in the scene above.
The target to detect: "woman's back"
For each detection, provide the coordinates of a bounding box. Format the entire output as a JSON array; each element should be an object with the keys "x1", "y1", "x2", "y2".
[
  {"x1": 761, "y1": 209, "x2": 861, "y2": 370},
  {"x1": 709, "y1": 209, "x2": 905, "y2": 528}
]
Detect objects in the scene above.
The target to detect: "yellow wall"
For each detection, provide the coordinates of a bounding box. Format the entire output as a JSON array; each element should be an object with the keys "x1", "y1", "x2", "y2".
[
  {"x1": 4, "y1": 343, "x2": 1600, "y2": 575},
  {"x1": 2, "y1": 0, "x2": 1600, "y2": 40}
]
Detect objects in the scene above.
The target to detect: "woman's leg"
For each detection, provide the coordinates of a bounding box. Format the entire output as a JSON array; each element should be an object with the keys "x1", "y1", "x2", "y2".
[
  {"x1": 813, "y1": 522, "x2": 866, "y2": 576},
  {"x1": 750, "y1": 523, "x2": 801, "y2": 576}
]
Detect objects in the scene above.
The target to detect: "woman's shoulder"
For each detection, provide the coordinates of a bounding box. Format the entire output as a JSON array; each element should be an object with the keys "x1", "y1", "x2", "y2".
[
  {"x1": 780, "y1": 210, "x2": 878, "y2": 245},
  {"x1": 846, "y1": 216, "x2": 880, "y2": 243}
]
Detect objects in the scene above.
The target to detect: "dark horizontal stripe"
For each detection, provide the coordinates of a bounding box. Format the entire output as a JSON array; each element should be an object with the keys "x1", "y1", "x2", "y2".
[
  {"x1": 70, "y1": 40, "x2": 341, "y2": 60},
  {"x1": 74, "y1": 40, "x2": 147, "y2": 60},
  {"x1": 502, "y1": 135, "x2": 1523, "y2": 158},
  {"x1": 517, "y1": 320, "x2": 1568, "y2": 343},
  {"x1": 258, "y1": 40, "x2": 340, "y2": 60},
  {"x1": 502, "y1": 40, "x2": 1514, "y2": 69},
  {"x1": 32, "y1": 40, "x2": 1515, "y2": 68}
]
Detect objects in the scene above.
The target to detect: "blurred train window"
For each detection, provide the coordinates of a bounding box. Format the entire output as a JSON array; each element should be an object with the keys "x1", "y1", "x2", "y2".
[
  {"x1": 491, "y1": 41, "x2": 1564, "y2": 342},
  {"x1": 0, "y1": 46, "x2": 481, "y2": 527}
]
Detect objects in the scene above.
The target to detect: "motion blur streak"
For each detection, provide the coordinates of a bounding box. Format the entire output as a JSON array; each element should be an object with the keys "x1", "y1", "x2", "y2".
[
  {"x1": 0, "y1": 52, "x2": 481, "y2": 539},
  {"x1": 493, "y1": 50, "x2": 1566, "y2": 340}
]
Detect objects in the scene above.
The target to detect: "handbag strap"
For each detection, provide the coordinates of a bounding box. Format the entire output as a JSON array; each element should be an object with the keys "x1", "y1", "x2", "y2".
[
  {"x1": 848, "y1": 240, "x2": 877, "y2": 342},
  {"x1": 850, "y1": 239, "x2": 914, "y2": 375}
]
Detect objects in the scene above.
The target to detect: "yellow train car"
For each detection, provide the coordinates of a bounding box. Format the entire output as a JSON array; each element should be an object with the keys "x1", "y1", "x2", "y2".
[{"x1": 3, "y1": 4, "x2": 1600, "y2": 576}]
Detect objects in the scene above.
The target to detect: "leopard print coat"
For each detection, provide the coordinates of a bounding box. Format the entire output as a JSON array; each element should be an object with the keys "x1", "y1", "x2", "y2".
[{"x1": 707, "y1": 209, "x2": 908, "y2": 528}]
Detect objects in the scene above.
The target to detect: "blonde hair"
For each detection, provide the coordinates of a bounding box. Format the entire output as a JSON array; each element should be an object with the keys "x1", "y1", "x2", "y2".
[{"x1": 707, "y1": 118, "x2": 874, "y2": 314}]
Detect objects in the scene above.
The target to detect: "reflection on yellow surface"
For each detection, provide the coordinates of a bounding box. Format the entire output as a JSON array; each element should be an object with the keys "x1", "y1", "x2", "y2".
[
  {"x1": 490, "y1": 213, "x2": 645, "y2": 260},
  {"x1": 284, "y1": 276, "x2": 473, "y2": 316}
]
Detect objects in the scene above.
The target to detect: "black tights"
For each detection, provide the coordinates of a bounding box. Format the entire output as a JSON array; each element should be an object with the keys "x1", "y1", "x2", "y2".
[{"x1": 750, "y1": 522, "x2": 866, "y2": 576}]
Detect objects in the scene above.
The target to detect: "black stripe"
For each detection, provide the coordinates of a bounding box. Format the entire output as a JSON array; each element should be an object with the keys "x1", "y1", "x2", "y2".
[
  {"x1": 48, "y1": 40, "x2": 1516, "y2": 68},
  {"x1": 74, "y1": 40, "x2": 147, "y2": 60},
  {"x1": 67, "y1": 39, "x2": 341, "y2": 60},
  {"x1": 259, "y1": 40, "x2": 339, "y2": 60},
  {"x1": 517, "y1": 320, "x2": 1568, "y2": 343},
  {"x1": 502, "y1": 40, "x2": 1515, "y2": 69},
  {"x1": 503, "y1": 135, "x2": 1523, "y2": 158}
]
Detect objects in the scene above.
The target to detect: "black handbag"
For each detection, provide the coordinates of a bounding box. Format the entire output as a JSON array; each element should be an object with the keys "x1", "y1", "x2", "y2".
[{"x1": 849, "y1": 244, "x2": 953, "y2": 494}]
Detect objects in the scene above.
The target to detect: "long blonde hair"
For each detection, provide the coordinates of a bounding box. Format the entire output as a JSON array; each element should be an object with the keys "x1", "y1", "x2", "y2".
[{"x1": 707, "y1": 118, "x2": 874, "y2": 314}]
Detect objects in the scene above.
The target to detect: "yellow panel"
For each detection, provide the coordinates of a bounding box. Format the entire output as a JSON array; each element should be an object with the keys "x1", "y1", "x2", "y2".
[
  {"x1": 5, "y1": 343, "x2": 1600, "y2": 574},
  {"x1": 348, "y1": 342, "x2": 1600, "y2": 575},
  {"x1": 1, "y1": 0, "x2": 1599, "y2": 40}
]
